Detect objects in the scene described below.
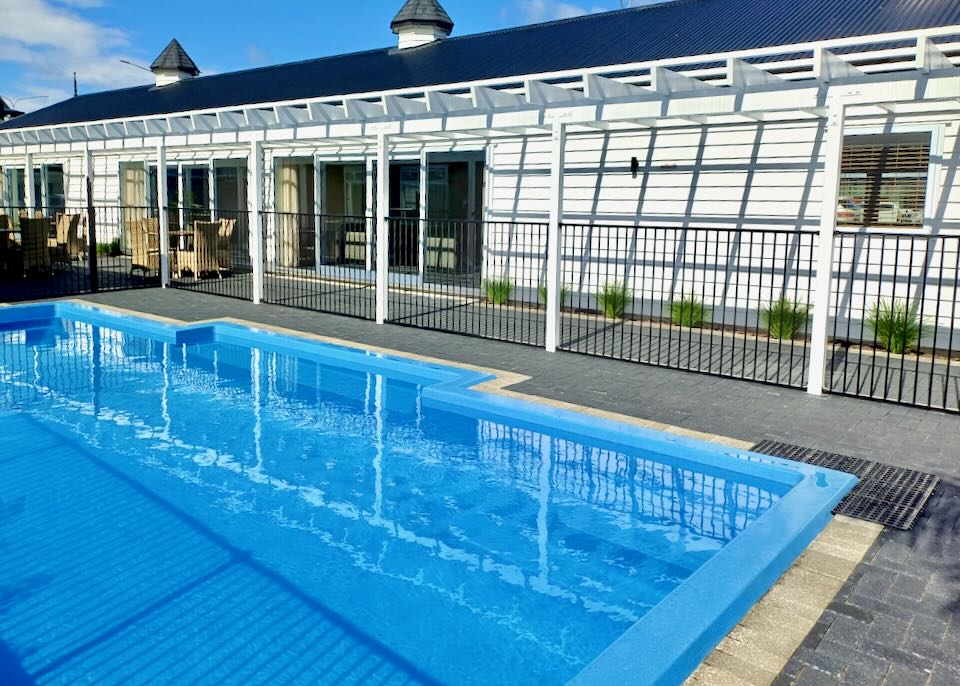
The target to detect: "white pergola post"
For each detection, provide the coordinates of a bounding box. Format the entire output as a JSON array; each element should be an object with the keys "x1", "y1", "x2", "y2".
[
  {"x1": 23, "y1": 152, "x2": 34, "y2": 211},
  {"x1": 375, "y1": 133, "x2": 390, "y2": 324},
  {"x1": 365, "y1": 157, "x2": 375, "y2": 273},
  {"x1": 249, "y1": 139, "x2": 264, "y2": 304},
  {"x1": 417, "y1": 148, "x2": 428, "y2": 282},
  {"x1": 313, "y1": 155, "x2": 324, "y2": 277},
  {"x1": 545, "y1": 122, "x2": 566, "y2": 353},
  {"x1": 807, "y1": 99, "x2": 846, "y2": 396},
  {"x1": 156, "y1": 140, "x2": 170, "y2": 287},
  {"x1": 83, "y1": 147, "x2": 94, "y2": 260},
  {"x1": 207, "y1": 161, "x2": 216, "y2": 216}
]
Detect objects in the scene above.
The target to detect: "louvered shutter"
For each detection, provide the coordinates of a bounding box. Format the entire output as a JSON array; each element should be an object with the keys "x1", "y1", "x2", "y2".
[{"x1": 837, "y1": 132, "x2": 931, "y2": 228}]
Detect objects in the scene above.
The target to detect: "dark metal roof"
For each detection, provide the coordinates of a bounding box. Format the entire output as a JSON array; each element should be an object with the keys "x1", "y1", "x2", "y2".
[
  {"x1": 4, "y1": 0, "x2": 960, "y2": 131},
  {"x1": 149, "y1": 39, "x2": 200, "y2": 76},
  {"x1": 391, "y1": 0, "x2": 454, "y2": 33}
]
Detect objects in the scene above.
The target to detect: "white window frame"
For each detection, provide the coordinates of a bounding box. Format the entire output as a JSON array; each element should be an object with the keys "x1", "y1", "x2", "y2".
[{"x1": 838, "y1": 123, "x2": 945, "y2": 236}]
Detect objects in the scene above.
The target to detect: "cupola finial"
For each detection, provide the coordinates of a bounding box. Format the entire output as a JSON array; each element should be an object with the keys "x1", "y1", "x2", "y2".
[
  {"x1": 150, "y1": 39, "x2": 200, "y2": 87},
  {"x1": 390, "y1": 0, "x2": 454, "y2": 49}
]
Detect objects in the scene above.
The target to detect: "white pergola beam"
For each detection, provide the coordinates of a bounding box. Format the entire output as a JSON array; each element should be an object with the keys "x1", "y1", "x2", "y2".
[
  {"x1": 275, "y1": 105, "x2": 311, "y2": 127},
  {"x1": 345, "y1": 98, "x2": 386, "y2": 120},
  {"x1": 383, "y1": 94, "x2": 428, "y2": 116},
  {"x1": 426, "y1": 90, "x2": 474, "y2": 113},
  {"x1": 651, "y1": 66, "x2": 722, "y2": 94},
  {"x1": 526, "y1": 79, "x2": 591, "y2": 106},
  {"x1": 918, "y1": 36, "x2": 956, "y2": 73},
  {"x1": 584, "y1": 73, "x2": 661, "y2": 101},
  {"x1": 814, "y1": 48, "x2": 865, "y2": 82},
  {"x1": 472, "y1": 85, "x2": 528, "y2": 110},
  {"x1": 308, "y1": 102, "x2": 348, "y2": 123},
  {"x1": 727, "y1": 58, "x2": 788, "y2": 88}
]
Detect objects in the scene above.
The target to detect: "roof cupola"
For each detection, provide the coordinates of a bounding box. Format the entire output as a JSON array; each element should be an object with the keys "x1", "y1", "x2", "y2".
[
  {"x1": 391, "y1": 0, "x2": 454, "y2": 49},
  {"x1": 150, "y1": 39, "x2": 200, "y2": 87}
]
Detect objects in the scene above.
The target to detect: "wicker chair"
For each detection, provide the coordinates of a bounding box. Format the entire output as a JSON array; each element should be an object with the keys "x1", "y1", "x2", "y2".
[
  {"x1": 131, "y1": 218, "x2": 160, "y2": 275},
  {"x1": 217, "y1": 218, "x2": 236, "y2": 273},
  {"x1": 20, "y1": 218, "x2": 52, "y2": 274},
  {"x1": 49, "y1": 214, "x2": 81, "y2": 268},
  {"x1": 175, "y1": 221, "x2": 222, "y2": 279}
]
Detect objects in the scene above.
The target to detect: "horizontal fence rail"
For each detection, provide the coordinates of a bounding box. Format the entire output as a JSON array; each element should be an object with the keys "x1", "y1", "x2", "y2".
[
  {"x1": 829, "y1": 232, "x2": 959, "y2": 413},
  {"x1": 261, "y1": 212, "x2": 376, "y2": 320},
  {"x1": 168, "y1": 207, "x2": 253, "y2": 301},
  {"x1": 0, "y1": 205, "x2": 160, "y2": 302},
  {"x1": 558, "y1": 224, "x2": 818, "y2": 389},
  {"x1": 386, "y1": 218, "x2": 548, "y2": 347}
]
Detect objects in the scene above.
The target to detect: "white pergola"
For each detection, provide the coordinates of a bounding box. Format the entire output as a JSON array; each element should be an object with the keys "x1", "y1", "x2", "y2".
[{"x1": 2, "y1": 26, "x2": 958, "y2": 396}]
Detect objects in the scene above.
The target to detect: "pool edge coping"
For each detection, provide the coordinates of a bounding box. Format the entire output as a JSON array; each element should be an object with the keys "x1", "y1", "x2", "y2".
[{"x1": 6, "y1": 298, "x2": 874, "y2": 685}]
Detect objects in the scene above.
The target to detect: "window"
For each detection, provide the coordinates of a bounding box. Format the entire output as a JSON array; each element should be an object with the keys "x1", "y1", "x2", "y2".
[
  {"x1": 44, "y1": 165, "x2": 65, "y2": 212},
  {"x1": 837, "y1": 132, "x2": 931, "y2": 228}
]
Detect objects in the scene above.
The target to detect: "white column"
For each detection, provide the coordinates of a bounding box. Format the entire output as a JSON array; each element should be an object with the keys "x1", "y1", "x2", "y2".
[
  {"x1": 545, "y1": 123, "x2": 566, "y2": 353},
  {"x1": 83, "y1": 147, "x2": 94, "y2": 259},
  {"x1": 375, "y1": 133, "x2": 390, "y2": 324},
  {"x1": 157, "y1": 141, "x2": 170, "y2": 287},
  {"x1": 807, "y1": 100, "x2": 846, "y2": 396},
  {"x1": 249, "y1": 139, "x2": 265, "y2": 304},
  {"x1": 24, "y1": 152, "x2": 34, "y2": 211},
  {"x1": 207, "y1": 160, "x2": 216, "y2": 216},
  {"x1": 176, "y1": 163, "x2": 185, "y2": 230},
  {"x1": 417, "y1": 148, "x2": 428, "y2": 281},
  {"x1": 314, "y1": 155, "x2": 323, "y2": 276},
  {"x1": 365, "y1": 156, "x2": 375, "y2": 272}
]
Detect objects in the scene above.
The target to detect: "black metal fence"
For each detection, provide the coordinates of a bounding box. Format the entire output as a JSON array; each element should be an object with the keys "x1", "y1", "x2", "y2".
[
  {"x1": 169, "y1": 207, "x2": 253, "y2": 301},
  {"x1": 261, "y1": 212, "x2": 376, "y2": 319},
  {"x1": 386, "y1": 218, "x2": 548, "y2": 346},
  {"x1": 829, "y1": 232, "x2": 959, "y2": 412},
  {"x1": 557, "y1": 224, "x2": 818, "y2": 389},
  {"x1": 0, "y1": 205, "x2": 160, "y2": 302}
]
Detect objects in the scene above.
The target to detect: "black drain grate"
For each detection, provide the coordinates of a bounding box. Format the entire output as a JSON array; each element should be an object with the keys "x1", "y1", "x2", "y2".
[{"x1": 750, "y1": 440, "x2": 940, "y2": 530}]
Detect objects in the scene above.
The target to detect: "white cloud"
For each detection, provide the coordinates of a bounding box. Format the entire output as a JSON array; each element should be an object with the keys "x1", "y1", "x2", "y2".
[
  {"x1": 513, "y1": 0, "x2": 610, "y2": 23},
  {"x1": 0, "y1": 0, "x2": 153, "y2": 111}
]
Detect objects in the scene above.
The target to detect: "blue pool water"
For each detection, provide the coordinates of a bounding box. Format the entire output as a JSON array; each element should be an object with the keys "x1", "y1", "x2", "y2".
[{"x1": 0, "y1": 305, "x2": 855, "y2": 685}]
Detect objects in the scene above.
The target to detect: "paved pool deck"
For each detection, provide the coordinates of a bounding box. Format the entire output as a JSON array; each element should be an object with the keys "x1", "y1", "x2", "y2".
[{"x1": 73, "y1": 288, "x2": 960, "y2": 685}]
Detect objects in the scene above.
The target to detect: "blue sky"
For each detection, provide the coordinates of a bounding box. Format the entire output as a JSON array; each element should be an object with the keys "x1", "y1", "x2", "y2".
[{"x1": 0, "y1": 0, "x2": 643, "y2": 112}]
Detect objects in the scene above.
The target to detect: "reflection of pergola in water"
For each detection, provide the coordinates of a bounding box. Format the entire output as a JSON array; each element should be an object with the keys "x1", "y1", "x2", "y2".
[{"x1": 3, "y1": 324, "x2": 779, "y2": 617}]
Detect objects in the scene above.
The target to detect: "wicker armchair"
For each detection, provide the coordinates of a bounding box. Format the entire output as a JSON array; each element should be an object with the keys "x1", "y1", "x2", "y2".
[
  {"x1": 20, "y1": 218, "x2": 52, "y2": 274},
  {"x1": 131, "y1": 218, "x2": 160, "y2": 275},
  {"x1": 175, "y1": 221, "x2": 222, "y2": 279},
  {"x1": 217, "y1": 218, "x2": 236, "y2": 273},
  {"x1": 49, "y1": 214, "x2": 81, "y2": 267}
]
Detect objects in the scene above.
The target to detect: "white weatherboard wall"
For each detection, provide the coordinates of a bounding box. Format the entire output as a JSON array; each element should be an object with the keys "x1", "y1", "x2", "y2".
[{"x1": 485, "y1": 115, "x2": 960, "y2": 346}]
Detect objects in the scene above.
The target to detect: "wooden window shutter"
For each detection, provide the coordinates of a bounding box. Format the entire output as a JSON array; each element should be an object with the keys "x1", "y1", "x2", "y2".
[{"x1": 837, "y1": 132, "x2": 931, "y2": 228}]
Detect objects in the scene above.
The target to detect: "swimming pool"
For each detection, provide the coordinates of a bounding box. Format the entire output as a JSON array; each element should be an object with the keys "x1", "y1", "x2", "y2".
[{"x1": 0, "y1": 302, "x2": 855, "y2": 685}]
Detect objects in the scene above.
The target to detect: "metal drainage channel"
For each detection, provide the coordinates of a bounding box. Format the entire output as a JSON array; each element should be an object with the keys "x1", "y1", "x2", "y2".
[{"x1": 750, "y1": 440, "x2": 940, "y2": 530}]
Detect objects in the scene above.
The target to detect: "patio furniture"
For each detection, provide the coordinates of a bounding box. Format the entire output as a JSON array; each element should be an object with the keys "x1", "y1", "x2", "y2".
[
  {"x1": 217, "y1": 218, "x2": 236, "y2": 273},
  {"x1": 426, "y1": 235, "x2": 456, "y2": 270},
  {"x1": 344, "y1": 226, "x2": 367, "y2": 263},
  {"x1": 173, "y1": 221, "x2": 221, "y2": 279},
  {"x1": 20, "y1": 218, "x2": 52, "y2": 274},
  {"x1": 49, "y1": 214, "x2": 81, "y2": 268},
  {"x1": 131, "y1": 218, "x2": 160, "y2": 275}
]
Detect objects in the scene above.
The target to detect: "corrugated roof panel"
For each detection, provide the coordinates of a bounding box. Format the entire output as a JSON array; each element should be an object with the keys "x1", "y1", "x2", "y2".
[{"x1": 3, "y1": 0, "x2": 959, "y2": 131}]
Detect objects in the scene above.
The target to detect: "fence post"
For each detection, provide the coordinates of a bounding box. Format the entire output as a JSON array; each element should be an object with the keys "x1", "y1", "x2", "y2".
[
  {"x1": 249, "y1": 138, "x2": 264, "y2": 304},
  {"x1": 545, "y1": 122, "x2": 566, "y2": 353},
  {"x1": 86, "y1": 175, "x2": 99, "y2": 294},
  {"x1": 807, "y1": 99, "x2": 846, "y2": 396},
  {"x1": 375, "y1": 133, "x2": 390, "y2": 324},
  {"x1": 156, "y1": 140, "x2": 170, "y2": 287}
]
